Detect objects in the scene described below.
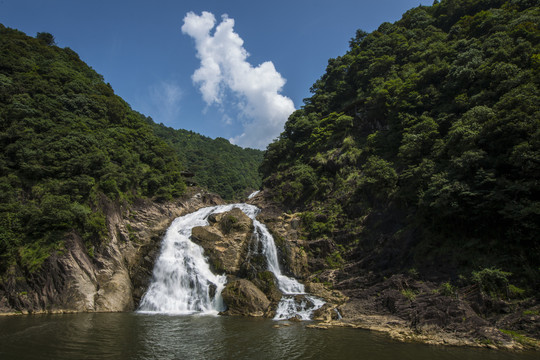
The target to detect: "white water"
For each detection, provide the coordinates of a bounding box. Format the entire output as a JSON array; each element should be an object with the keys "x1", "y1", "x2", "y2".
[
  {"x1": 138, "y1": 200, "x2": 323, "y2": 320},
  {"x1": 137, "y1": 206, "x2": 229, "y2": 315},
  {"x1": 247, "y1": 190, "x2": 260, "y2": 199}
]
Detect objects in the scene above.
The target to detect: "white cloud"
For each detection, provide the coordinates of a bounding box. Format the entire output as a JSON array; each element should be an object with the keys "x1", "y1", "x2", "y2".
[
  {"x1": 148, "y1": 81, "x2": 182, "y2": 125},
  {"x1": 182, "y1": 11, "x2": 295, "y2": 149},
  {"x1": 222, "y1": 114, "x2": 233, "y2": 125}
]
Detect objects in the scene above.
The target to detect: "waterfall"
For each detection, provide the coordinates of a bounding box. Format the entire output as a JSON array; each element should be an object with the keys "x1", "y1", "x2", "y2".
[
  {"x1": 244, "y1": 205, "x2": 325, "y2": 320},
  {"x1": 137, "y1": 206, "x2": 229, "y2": 315},
  {"x1": 247, "y1": 190, "x2": 260, "y2": 199},
  {"x1": 138, "y1": 200, "x2": 324, "y2": 319}
]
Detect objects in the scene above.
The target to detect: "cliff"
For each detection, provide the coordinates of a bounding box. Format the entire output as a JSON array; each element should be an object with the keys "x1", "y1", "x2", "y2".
[
  {"x1": 0, "y1": 190, "x2": 223, "y2": 314},
  {"x1": 249, "y1": 190, "x2": 540, "y2": 350}
]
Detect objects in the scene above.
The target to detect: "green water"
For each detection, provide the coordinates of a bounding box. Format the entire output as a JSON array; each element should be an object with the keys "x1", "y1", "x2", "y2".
[{"x1": 0, "y1": 313, "x2": 537, "y2": 360}]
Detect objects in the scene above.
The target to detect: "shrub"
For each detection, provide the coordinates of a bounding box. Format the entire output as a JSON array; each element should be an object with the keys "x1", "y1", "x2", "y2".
[
  {"x1": 438, "y1": 281, "x2": 456, "y2": 297},
  {"x1": 220, "y1": 215, "x2": 238, "y2": 234},
  {"x1": 401, "y1": 288, "x2": 418, "y2": 301},
  {"x1": 472, "y1": 267, "x2": 511, "y2": 298}
]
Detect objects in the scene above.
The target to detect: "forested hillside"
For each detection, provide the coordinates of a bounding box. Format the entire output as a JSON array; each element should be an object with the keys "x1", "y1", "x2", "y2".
[
  {"x1": 0, "y1": 26, "x2": 189, "y2": 274},
  {"x1": 148, "y1": 121, "x2": 262, "y2": 200},
  {"x1": 261, "y1": 0, "x2": 539, "y2": 285},
  {"x1": 0, "y1": 25, "x2": 261, "y2": 276}
]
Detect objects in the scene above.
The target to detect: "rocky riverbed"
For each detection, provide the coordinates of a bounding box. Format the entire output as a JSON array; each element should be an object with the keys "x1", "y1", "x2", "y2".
[{"x1": 248, "y1": 190, "x2": 540, "y2": 351}]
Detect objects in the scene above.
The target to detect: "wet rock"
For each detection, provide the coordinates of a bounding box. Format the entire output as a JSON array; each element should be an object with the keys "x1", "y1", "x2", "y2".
[
  {"x1": 288, "y1": 316, "x2": 302, "y2": 322},
  {"x1": 305, "y1": 282, "x2": 348, "y2": 305},
  {"x1": 191, "y1": 208, "x2": 254, "y2": 274},
  {"x1": 312, "y1": 303, "x2": 342, "y2": 322},
  {"x1": 221, "y1": 278, "x2": 271, "y2": 317},
  {"x1": 255, "y1": 211, "x2": 309, "y2": 279},
  {"x1": 294, "y1": 294, "x2": 315, "y2": 308},
  {"x1": 251, "y1": 271, "x2": 283, "y2": 304},
  {"x1": 208, "y1": 282, "x2": 217, "y2": 299}
]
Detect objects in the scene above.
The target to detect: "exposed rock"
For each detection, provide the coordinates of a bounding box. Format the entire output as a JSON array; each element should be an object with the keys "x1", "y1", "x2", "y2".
[
  {"x1": 190, "y1": 208, "x2": 285, "y2": 316},
  {"x1": 255, "y1": 211, "x2": 309, "y2": 279},
  {"x1": 312, "y1": 303, "x2": 342, "y2": 322},
  {"x1": 304, "y1": 273, "x2": 537, "y2": 350},
  {"x1": 305, "y1": 282, "x2": 348, "y2": 305},
  {"x1": 248, "y1": 191, "x2": 540, "y2": 349},
  {"x1": 0, "y1": 188, "x2": 224, "y2": 314},
  {"x1": 221, "y1": 278, "x2": 271, "y2": 317},
  {"x1": 250, "y1": 270, "x2": 282, "y2": 304},
  {"x1": 191, "y1": 208, "x2": 253, "y2": 274}
]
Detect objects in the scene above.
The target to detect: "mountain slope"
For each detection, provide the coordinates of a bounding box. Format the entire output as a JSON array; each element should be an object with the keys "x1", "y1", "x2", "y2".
[
  {"x1": 148, "y1": 121, "x2": 263, "y2": 200},
  {"x1": 0, "y1": 25, "x2": 191, "y2": 275},
  {"x1": 0, "y1": 25, "x2": 261, "y2": 277},
  {"x1": 260, "y1": 0, "x2": 539, "y2": 286}
]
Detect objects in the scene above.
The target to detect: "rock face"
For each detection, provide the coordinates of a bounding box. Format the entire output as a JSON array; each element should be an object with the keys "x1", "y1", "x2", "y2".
[
  {"x1": 191, "y1": 208, "x2": 253, "y2": 274},
  {"x1": 250, "y1": 199, "x2": 309, "y2": 280},
  {"x1": 190, "y1": 207, "x2": 284, "y2": 317},
  {"x1": 248, "y1": 190, "x2": 540, "y2": 350},
  {"x1": 0, "y1": 189, "x2": 224, "y2": 314}
]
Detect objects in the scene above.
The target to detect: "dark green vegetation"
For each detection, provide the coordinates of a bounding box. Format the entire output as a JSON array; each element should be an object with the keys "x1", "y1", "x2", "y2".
[
  {"x1": 148, "y1": 122, "x2": 262, "y2": 200},
  {"x1": 0, "y1": 25, "x2": 186, "y2": 273},
  {"x1": 0, "y1": 25, "x2": 261, "y2": 275},
  {"x1": 261, "y1": 0, "x2": 539, "y2": 288}
]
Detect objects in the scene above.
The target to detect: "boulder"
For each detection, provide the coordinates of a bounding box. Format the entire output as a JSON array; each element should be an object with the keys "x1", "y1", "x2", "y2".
[
  {"x1": 221, "y1": 278, "x2": 271, "y2": 317},
  {"x1": 191, "y1": 208, "x2": 254, "y2": 274},
  {"x1": 251, "y1": 271, "x2": 283, "y2": 304}
]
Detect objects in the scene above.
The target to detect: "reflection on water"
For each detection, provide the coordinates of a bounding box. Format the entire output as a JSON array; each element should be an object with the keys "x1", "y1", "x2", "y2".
[{"x1": 0, "y1": 313, "x2": 537, "y2": 360}]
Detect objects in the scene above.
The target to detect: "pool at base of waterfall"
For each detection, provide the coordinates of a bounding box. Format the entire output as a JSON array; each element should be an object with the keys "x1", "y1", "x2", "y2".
[{"x1": 1, "y1": 313, "x2": 538, "y2": 360}]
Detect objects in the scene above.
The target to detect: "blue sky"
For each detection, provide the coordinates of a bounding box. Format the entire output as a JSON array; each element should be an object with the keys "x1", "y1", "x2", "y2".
[{"x1": 1, "y1": 0, "x2": 430, "y2": 149}]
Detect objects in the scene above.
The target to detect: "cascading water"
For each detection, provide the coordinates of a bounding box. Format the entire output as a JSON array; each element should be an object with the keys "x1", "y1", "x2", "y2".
[
  {"x1": 244, "y1": 205, "x2": 325, "y2": 320},
  {"x1": 137, "y1": 206, "x2": 229, "y2": 315},
  {"x1": 138, "y1": 200, "x2": 324, "y2": 320}
]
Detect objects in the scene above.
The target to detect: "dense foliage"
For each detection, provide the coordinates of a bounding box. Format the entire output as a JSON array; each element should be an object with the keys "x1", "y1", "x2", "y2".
[
  {"x1": 261, "y1": 0, "x2": 539, "y2": 282},
  {"x1": 0, "y1": 25, "x2": 265, "y2": 275},
  {"x1": 0, "y1": 26, "x2": 189, "y2": 273},
  {"x1": 148, "y1": 122, "x2": 263, "y2": 200}
]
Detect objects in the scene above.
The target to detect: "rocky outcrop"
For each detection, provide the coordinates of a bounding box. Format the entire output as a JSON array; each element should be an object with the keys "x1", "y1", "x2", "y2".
[
  {"x1": 306, "y1": 273, "x2": 540, "y2": 350},
  {"x1": 248, "y1": 190, "x2": 540, "y2": 350},
  {"x1": 191, "y1": 208, "x2": 253, "y2": 274},
  {"x1": 0, "y1": 189, "x2": 224, "y2": 314},
  {"x1": 189, "y1": 207, "x2": 284, "y2": 317},
  {"x1": 221, "y1": 278, "x2": 271, "y2": 317}
]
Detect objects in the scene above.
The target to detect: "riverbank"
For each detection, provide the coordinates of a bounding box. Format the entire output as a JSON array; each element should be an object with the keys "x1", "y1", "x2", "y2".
[
  {"x1": 248, "y1": 191, "x2": 540, "y2": 352},
  {"x1": 306, "y1": 273, "x2": 540, "y2": 351}
]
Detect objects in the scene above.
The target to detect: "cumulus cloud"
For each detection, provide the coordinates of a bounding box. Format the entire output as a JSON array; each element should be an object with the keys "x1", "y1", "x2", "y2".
[{"x1": 182, "y1": 11, "x2": 295, "y2": 149}]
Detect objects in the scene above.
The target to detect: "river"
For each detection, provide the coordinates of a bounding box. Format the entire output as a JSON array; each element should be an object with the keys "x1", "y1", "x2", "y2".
[
  {"x1": 0, "y1": 313, "x2": 537, "y2": 360},
  {"x1": 2, "y1": 203, "x2": 536, "y2": 359}
]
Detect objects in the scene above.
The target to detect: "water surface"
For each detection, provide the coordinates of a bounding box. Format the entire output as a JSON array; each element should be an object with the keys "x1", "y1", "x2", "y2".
[{"x1": 0, "y1": 313, "x2": 537, "y2": 360}]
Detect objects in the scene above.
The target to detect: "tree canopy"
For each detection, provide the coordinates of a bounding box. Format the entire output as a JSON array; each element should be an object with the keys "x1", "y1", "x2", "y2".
[
  {"x1": 148, "y1": 121, "x2": 263, "y2": 200},
  {"x1": 0, "y1": 25, "x2": 262, "y2": 274},
  {"x1": 260, "y1": 0, "x2": 539, "y2": 283}
]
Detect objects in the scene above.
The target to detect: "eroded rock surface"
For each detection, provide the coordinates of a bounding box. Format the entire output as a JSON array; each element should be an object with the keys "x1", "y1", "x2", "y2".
[
  {"x1": 191, "y1": 208, "x2": 253, "y2": 274},
  {"x1": 0, "y1": 189, "x2": 224, "y2": 314}
]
